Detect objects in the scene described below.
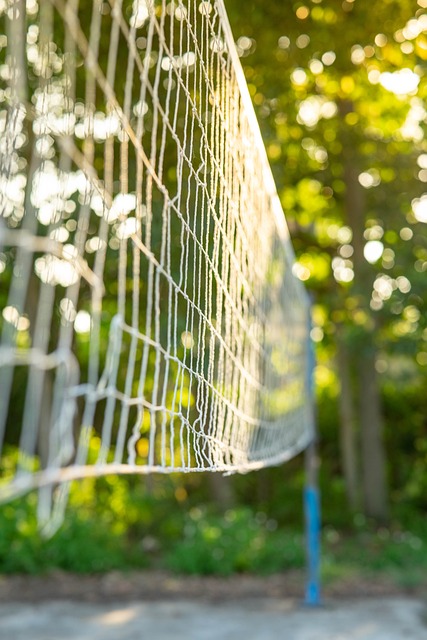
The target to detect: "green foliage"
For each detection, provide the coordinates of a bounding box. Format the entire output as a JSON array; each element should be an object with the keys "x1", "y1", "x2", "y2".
[
  {"x1": 0, "y1": 480, "x2": 149, "y2": 574},
  {"x1": 166, "y1": 507, "x2": 304, "y2": 576},
  {"x1": 322, "y1": 516, "x2": 427, "y2": 589},
  {"x1": 1, "y1": 0, "x2": 427, "y2": 580},
  {"x1": 0, "y1": 501, "x2": 137, "y2": 574},
  {"x1": 2, "y1": 469, "x2": 427, "y2": 590},
  {"x1": 0, "y1": 472, "x2": 305, "y2": 576}
]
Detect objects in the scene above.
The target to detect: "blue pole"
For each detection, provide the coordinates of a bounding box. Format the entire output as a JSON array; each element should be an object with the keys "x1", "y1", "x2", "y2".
[
  {"x1": 304, "y1": 308, "x2": 321, "y2": 606},
  {"x1": 304, "y1": 481, "x2": 321, "y2": 605}
]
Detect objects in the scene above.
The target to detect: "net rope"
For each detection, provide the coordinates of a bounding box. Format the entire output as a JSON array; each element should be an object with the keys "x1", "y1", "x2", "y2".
[{"x1": 0, "y1": 0, "x2": 313, "y2": 524}]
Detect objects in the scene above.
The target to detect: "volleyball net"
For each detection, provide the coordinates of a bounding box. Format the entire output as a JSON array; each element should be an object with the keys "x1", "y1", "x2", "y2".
[{"x1": 0, "y1": 0, "x2": 314, "y2": 524}]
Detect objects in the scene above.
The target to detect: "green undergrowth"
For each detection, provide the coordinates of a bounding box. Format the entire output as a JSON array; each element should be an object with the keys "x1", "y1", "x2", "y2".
[
  {"x1": 1, "y1": 446, "x2": 427, "y2": 582},
  {"x1": 1, "y1": 475, "x2": 427, "y2": 588},
  {"x1": 165, "y1": 507, "x2": 305, "y2": 575},
  {"x1": 0, "y1": 488, "x2": 305, "y2": 575},
  {"x1": 321, "y1": 515, "x2": 427, "y2": 590}
]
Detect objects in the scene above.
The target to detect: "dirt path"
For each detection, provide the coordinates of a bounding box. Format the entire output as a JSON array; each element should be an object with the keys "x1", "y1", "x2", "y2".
[
  {"x1": 1, "y1": 597, "x2": 426, "y2": 640},
  {"x1": 0, "y1": 569, "x2": 422, "y2": 604},
  {"x1": 1, "y1": 572, "x2": 426, "y2": 640}
]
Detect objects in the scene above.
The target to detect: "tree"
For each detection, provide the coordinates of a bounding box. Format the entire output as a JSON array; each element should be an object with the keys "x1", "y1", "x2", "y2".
[{"x1": 227, "y1": 0, "x2": 427, "y2": 521}]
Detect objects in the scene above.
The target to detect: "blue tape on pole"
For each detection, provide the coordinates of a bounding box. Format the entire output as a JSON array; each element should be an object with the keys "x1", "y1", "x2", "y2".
[
  {"x1": 303, "y1": 306, "x2": 321, "y2": 605},
  {"x1": 304, "y1": 484, "x2": 321, "y2": 606}
]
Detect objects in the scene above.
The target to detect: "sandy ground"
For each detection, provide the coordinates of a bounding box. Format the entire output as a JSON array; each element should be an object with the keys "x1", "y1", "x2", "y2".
[
  {"x1": 1, "y1": 572, "x2": 426, "y2": 640},
  {"x1": 1, "y1": 597, "x2": 427, "y2": 640}
]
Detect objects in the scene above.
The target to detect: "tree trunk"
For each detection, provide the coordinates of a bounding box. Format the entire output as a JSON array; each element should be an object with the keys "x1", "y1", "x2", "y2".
[
  {"x1": 340, "y1": 100, "x2": 389, "y2": 522},
  {"x1": 207, "y1": 473, "x2": 235, "y2": 510},
  {"x1": 336, "y1": 329, "x2": 360, "y2": 511},
  {"x1": 357, "y1": 346, "x2": 389, "y2": 522}
]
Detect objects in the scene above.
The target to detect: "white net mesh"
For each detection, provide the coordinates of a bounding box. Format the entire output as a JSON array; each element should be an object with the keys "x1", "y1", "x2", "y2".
[{"x1": 0, "y1": 0, "x2": 313, "y2": 520}]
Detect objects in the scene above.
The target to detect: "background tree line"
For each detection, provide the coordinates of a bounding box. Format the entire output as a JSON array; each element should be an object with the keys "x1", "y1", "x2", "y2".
[
  {"x1": 226, "y1": 0, "x2": 427, "y2": 524},
  {"x1": 1, "y1": 0, "x2": 427, "y2": 578}
]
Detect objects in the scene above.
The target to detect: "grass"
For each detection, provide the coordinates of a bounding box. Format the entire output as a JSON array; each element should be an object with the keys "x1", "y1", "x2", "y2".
[
  {"x1": 1, "y1": 483, "x2": 427, "y2": 594},
  {"x1": 320, "y1": 520, "x2": 427, "y2": 591},
  {"x1": 1, "y1": 447, "x2": 426, "y2": 587}
]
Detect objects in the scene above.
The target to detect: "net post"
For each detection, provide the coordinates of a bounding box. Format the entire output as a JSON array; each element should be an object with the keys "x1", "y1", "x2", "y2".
[{"x1": 304, "y1": 304, "x2": 321, "y2": 606}]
